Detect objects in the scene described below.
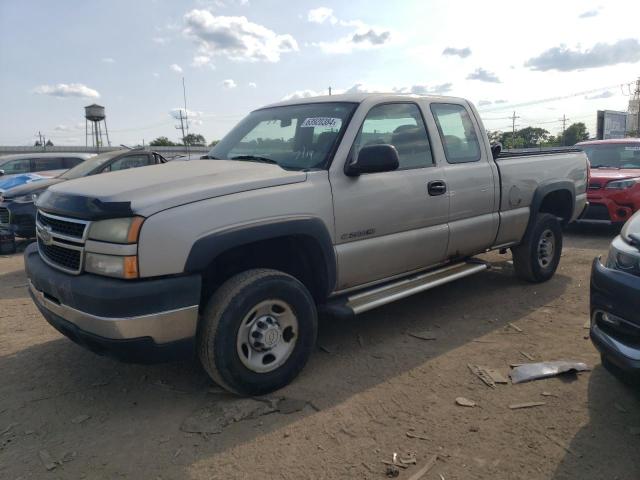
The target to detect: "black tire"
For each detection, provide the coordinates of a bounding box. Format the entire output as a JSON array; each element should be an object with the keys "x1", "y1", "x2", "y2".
[
  {"x1": 511, "y1": 213, "x2": 563, "y2": 283},
  {"x1": 198, "y1": 268, "x2": 317, "y2": 396}
]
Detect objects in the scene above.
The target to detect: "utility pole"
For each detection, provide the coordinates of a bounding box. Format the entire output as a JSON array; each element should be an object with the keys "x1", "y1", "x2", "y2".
[
  {"x1": 635, "y1": 77, "x2": 640, "y2": 137},
  {"x1": 328, "y1": 86, "x2": 332, "y2": 96},
  {"x1": 510, "y1": 111, "x2": 520, "y2": 149},
  {"x1": 559, "y1": 114, "x2": 569, "y2": 146},
  {"x1": 175, "y1": 110, "x2": 186, "y2": 144},
  {"x1": 182, "y1": 77, "x2": 191, "y2": 156}
]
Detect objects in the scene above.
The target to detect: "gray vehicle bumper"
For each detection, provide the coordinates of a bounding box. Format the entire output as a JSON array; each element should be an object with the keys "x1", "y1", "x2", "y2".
[{"x1": 24, "y1": 243, "x2": 201, "y2": 362}]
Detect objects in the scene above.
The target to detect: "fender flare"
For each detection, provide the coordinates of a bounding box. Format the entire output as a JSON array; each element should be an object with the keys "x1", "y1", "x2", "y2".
[
  {"x1": 184, "y1": 217, "x2": 336, "y2": 297},
  {"x1": 525, "y1": 180, "x2": 576, "y2": 233}
]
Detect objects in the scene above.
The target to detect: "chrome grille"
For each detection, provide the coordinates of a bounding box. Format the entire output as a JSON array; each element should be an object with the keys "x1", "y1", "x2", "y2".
[
  {"x1": 36, "y1": 210, "x2": 90, "y2": 274},
  {"x1": 0, "y1": 207, "x2": 9, "y2": 224},
  {"x1": 37, "y1": 211, "x2": 86, "y2": 238}
]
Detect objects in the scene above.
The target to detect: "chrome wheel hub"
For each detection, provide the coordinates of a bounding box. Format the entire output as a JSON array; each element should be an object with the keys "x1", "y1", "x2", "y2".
[
  {"x1": 237, "y1": 300, "x2": 298, "y2": 373},
  {"x1": 537, "y1": 229, "x2": 555, "y2": 268}
]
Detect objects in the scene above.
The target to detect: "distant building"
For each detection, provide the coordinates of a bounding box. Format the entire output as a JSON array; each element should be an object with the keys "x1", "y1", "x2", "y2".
[
  {"x1": 597, "y1": 110, "x2": 628, "y2": 139},
  {"x1": 628, "y1": 98, "x2": 639, "y2": 136}
]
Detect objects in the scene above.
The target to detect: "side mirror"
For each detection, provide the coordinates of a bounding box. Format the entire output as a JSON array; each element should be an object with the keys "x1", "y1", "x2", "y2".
[
  {"x1": 0, "y1": 170, "x2": 4, "y2": 176},
  {"x1": 345, "y1": 144, "x2": 399, "y2": 177},
  {"x1": 491, "y1": 142, "x2": 502, "y2": 160}
]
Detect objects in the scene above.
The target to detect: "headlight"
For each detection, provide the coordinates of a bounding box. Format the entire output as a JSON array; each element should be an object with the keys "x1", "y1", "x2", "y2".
[
  {"x1": 606, "y1": 245, "x2": 640, "y2": 275},
  {"x1": 88, "y1": 216, "x2": 144, "y2": 244},
  {"x1": 605, "y1": 178, "x2": 640, "y2": 189},
  {"x1": 13, "y1": 193, "x2": 36, "y2": 203},
  {"x1": 85, "y1": 253, "x2": 138, "y2": 279}
]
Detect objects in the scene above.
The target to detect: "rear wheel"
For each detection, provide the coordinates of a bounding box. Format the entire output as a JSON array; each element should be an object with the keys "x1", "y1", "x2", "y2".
[
  {"x1": 512, "y1": 213, "x2": 562, "y2": 283},
  {"x1": 197, "y1": 269, "x2": 317, "y2": 395}
]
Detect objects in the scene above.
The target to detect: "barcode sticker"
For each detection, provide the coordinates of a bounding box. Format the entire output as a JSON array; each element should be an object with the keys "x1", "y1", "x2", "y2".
[{"x1": 300, "y1": 117, "x2": 339, "y2": 128}]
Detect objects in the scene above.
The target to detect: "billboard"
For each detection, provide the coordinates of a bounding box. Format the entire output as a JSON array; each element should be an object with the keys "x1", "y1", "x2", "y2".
[{"x1": 597, "y1": 110, "x2": 628, "y2": 139}]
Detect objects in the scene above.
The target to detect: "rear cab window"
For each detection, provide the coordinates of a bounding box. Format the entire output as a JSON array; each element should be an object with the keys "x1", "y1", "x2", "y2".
[{"x1": 430, "y1": 103, "x2": 481, "y2": 163}]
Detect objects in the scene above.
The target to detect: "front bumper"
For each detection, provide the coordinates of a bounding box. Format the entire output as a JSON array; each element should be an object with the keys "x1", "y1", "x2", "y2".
[
  {"x1": 590, "y1": 257, "x2": 640, "y2": 374},
  {"x1": 0, "y1": 200, "x2": 37, "y2": 237},
  {"x1": 24, "y1": 243, "x2": 201, "y2": 363},
  {"x1": 584, "y1": 190, "x2": 639, "y2": 224}
]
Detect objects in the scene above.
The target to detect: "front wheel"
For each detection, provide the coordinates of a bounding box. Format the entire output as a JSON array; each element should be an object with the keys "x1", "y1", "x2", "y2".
[
  {"x1": 197, "y1": 269, "x2": 317, "y2": 396},
  {"x1": 511, "y1": 213, "x2": 563, "y2": 283}
]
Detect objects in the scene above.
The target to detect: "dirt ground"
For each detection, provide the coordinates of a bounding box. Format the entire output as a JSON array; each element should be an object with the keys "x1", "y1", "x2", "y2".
[{"x1": 1, "y1": 224, "x2": 639, "y2": 480}]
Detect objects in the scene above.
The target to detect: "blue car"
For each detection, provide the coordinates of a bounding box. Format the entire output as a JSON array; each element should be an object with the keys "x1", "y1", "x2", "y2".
[{"x1": 0, "y1": 172, "x2": 59, "y2": 193}]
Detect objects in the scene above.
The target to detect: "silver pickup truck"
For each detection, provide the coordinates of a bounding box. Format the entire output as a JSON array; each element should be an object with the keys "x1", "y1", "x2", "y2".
[{"x1": 25, "y1": 93, "x2": 588, "y2": 395}]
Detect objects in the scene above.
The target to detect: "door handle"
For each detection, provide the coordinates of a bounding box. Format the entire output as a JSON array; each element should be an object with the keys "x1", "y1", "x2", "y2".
[{"x1": 428, "y1": 180, "x2": 447, "y2": 196}]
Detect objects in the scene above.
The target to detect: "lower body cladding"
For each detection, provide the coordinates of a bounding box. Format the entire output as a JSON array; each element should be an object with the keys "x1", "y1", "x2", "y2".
[
  {"x1": 0, "y1": 201, "x2": 36, "y2": 238},
  {"x1": 590, "y1": 257, "x2": 640, "y2": 376},
  {"x1": 24, "y1": 243, "x2": 201, "y2": 363}
]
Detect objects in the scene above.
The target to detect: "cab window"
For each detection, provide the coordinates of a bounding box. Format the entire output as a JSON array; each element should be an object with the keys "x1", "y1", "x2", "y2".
[
  {"x1": 103, "y1": 154, "x2": 151, "y2": 172},
  {"x1": 32, "y1": 157, "x2": 64, "y2": 171},
  {"x1": 1, "y1": 158, "x2": 31, "y2": 174},
  {"x1": 431, "y1": 103, "x2": 481, "y2": 163},
  {"x1": 353, "y1": 103, "x2": 433, "y2": 170}
]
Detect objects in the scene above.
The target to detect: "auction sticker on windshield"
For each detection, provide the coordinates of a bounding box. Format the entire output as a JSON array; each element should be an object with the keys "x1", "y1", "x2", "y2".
[
  {"x1": 301, "y1": 117, "x2": 340, "y2": 128},
  {"x1": 625, "y1": 146, "x2": 640, "y2": 151}
]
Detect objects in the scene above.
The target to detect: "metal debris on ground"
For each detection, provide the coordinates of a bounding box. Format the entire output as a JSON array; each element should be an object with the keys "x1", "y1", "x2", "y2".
[
  {"x1": 510, "y1": 361, "x2": 590, "y2": 384},
  {"x1": 406, "y1": 432, "x2": 429, "y2": 440},
  {"x1": 507, "y1": 322, "x2": 523, "y2": 333},
  {"x1": 519, "y1": 351, "x2": 535, "y2": 361},
  {"x1": 71, "y1": 414, "x2": 90, "y2": 424},
  {"x1": 406, "y1": 454, "x2": 438, "y2": 480},
  {"x1": 398, "y1": 453, "x2": 417, "y2": 465},
  {"x1": 455, "y1": 397, "x2": 476, "y2": 407},
  {"x1": 318, "y1": 344, "x2": 335, "y2": 354},
  {"x1": 407, "y1": 331, "x2": 437, "y2": 341},
  {"x1": 38, "y1": 450, "x2": 57, "y2": 471},
  {"x1": 541, "y1": 391, "x2": 557, "y2": 397},
  {"x1": 509, "y1": 402, "x2": 546, "y2": 410},
  {"x1": 468, "y1": 364, "x2": 508, "y2": 387},
  {"x1": 61, "y1": 451, "x2": 77, "y2": 463}
]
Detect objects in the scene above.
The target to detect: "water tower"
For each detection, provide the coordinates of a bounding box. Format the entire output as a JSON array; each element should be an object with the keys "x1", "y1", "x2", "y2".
[{"x1": 85, "y1": 104, "x2": 111, "y2": 150}]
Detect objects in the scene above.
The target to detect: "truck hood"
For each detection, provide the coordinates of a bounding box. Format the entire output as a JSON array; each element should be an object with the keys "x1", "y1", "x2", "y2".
[
  {"x1": 42, "y1": 160, "x2": 307, "y2": 217},
  {"x1": 590, "y1": 168, "x2": 640, "y2": 181}
]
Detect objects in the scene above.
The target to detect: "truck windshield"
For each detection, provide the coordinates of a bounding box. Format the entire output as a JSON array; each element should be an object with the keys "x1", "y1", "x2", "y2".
[
  {"x1": 579, "y1": 143, "x2": 640, "y2": 169},
  {"x1": 208, "y1": 102, "x2": 357, "y2": 170}
]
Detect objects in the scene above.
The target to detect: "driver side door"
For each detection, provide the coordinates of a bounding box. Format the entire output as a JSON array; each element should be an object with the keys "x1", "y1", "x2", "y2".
[{"x1": 330, "y1": 102, "x2": 450, "y2": 290}]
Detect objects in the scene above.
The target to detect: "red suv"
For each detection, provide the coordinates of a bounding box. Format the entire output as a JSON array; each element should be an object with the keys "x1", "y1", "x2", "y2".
[{"x1": 577, "y1": 139, "x2": 640, "y2": 224}]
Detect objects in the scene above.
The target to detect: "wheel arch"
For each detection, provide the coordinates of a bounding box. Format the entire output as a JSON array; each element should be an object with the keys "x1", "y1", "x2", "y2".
[
  {"x1": 529, "y1": 181, "x2": 576, "y2": 229},
  {"x1": 184, "y1": 217, "x2": 336, "y2": 304}
]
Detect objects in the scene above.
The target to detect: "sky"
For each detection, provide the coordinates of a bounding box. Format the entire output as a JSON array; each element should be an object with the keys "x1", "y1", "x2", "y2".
[{"x1": 1, "y1": 0, "x2": 639, "y2": 146}]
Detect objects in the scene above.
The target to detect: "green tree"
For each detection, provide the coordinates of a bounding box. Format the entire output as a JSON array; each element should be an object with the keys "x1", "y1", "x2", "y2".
[
  {"x1": 149, "y1": 136, "x2": 178, "y2": 146},
  {"x1": 208, "y1": 140, "x2": 219, "y2": 147},
  {"x1": 560, "y1": 123, "x2": 589, "y2": 146},
  {"x1": 516, "y1": 127, "x2": 550, "y2": 148},
  {"x1": 486, "y1": 130, "x2": 503, "y2": 144},
  {"x1": 183, "y1": 133, "x2": 206, "y2": 146}
]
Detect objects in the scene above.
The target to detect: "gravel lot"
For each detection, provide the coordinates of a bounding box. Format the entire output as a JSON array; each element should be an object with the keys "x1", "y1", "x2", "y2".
[{"x1": 1, "y1": 225, "x2": 639, "y2": 480}]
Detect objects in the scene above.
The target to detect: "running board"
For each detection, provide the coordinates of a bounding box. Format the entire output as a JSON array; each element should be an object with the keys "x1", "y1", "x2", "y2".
[{"x1": 323, "y1": 262, "x2": 488, "y2": 318}]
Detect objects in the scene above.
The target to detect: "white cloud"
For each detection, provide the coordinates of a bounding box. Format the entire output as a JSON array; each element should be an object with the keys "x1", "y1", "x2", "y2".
[
  {"x1": 153, "y1": 36, "x2": 170, "y2": 45},
  {"x1": 283, "y1": 89, "x2": 322, "y2": 100},
  {"x1": 170, "y1": 63, "x2": 183, "y2": 73},
  {"x1": 191, "y1": 55, "x2": 214, "y2": 68},
  {"x1": 54, "y1": 125, "x2": 73, "y2": 131},
  {"x1": 579, "y1": 9, "x2": 600, "y2": 18},
  {"x1": 467, "y1": 68, "x2": 501, "y2": 83},
  {"x1": 307, "y1": 7, "x2": 336, "y2": 24},
  {"x1": 183, "y1": 9, "x2": 298, "y2": 62},
  {"x1": 169, "y1": 108, "x2": 204, "y2": 126},
  {"x1": 248, "y1": 82, "x2": 257, "y2": 88},
  {"x1": 33, "y1": 83, "x2": 100, "y2": 99},
  {"x1": 442, "y1": 47, "x2": 471, "y2": 58},
  {"x1": 101, "y1": 57, "x2": 115, "y2": 63},
  {"x1": 585, "y1": 90, "x2": 614, "y2": 100},
  {"x1": 152, "y1": 72, "x2": 160, "y2": 78},
  {"x1": 283, "y1": 82, "x2": 453, "y2": 100},
  {"x1": 223, "y1": 79, "x2": 237, "y2": 88},
  {"x1": 525, "y1": 39, "x2": 640, "y2": 71},
  {"x1": 313, "y1": 26, "x2": 393, "y2": 54}
]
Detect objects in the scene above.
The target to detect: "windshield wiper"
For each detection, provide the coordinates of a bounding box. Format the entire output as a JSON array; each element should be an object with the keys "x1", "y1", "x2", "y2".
[
  {"x1": 200, "y1": 154, "x2": 220, "y2": 159},
  {"x1": 231, "y1": 155, "x2": 279, "y2": 165}
]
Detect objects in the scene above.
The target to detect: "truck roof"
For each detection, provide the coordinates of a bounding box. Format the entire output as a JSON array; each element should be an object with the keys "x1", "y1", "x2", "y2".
[
  {"x1": 261, "y1": 93, "x2": 467, "y2": 110},
  {"x1": 577, "y1": 138, "x2": 640, "y2": 146}
]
